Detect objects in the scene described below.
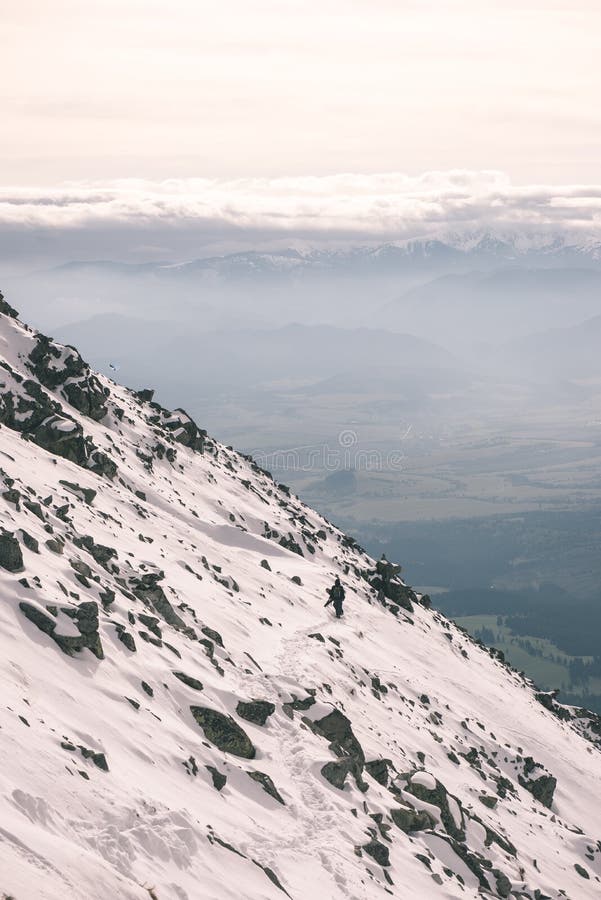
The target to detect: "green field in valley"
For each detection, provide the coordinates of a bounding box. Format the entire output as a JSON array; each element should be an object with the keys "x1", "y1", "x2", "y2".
[{"x1": 455, "y1": 615, "x2": 601, "y2": 699}]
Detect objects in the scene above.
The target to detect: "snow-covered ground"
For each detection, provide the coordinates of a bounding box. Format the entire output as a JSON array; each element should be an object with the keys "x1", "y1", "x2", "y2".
[{"x1": 0, "y1": 297, "x2": 600, "y2": 900}]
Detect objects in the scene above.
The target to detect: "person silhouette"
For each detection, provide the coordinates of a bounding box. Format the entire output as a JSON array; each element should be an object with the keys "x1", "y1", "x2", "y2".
[{"x1": 325, "y1": 576, "x2": 346, "y2": 618}]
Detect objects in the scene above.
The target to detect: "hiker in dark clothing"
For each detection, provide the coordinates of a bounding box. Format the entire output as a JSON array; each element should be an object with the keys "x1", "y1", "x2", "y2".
[{"x1": 325, "y1": 576, "x2": 346, "y2": 618}]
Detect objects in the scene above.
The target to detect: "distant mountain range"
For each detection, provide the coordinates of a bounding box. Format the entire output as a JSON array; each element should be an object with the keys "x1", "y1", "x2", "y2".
[
  {"x1": 53, "y1": 319, "x2": 459, "y2": 395},
  {"x1": 47, "y1": 233, "x2": 601, "y2": 281},
  {"x1": 501, "y1": 312, "x2": 601, "y2": 380},
  {"x1": 8, "y1": 232, "x2": 601, "y2": 360},
  {"x1": 381, "y1": 267, "x2": 601, "y2": 342}
]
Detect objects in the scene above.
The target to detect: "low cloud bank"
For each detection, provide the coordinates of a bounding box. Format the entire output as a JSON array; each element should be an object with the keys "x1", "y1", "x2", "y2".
[{"x1": 2, "y1": 171, "x2": 601, "y2": 268}]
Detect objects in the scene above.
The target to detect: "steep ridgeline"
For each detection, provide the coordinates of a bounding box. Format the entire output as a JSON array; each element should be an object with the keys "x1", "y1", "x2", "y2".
[{"x1": 0, "y1": 293, "x2": 600, "y2": 900}]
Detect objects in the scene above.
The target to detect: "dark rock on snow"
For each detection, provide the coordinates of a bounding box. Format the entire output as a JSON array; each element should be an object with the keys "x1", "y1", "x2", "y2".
[
  {"x1": 247, "y1": 770, "x2": 285, "y2": 804},
  {"x1": 236, "y1": 699, "x2": 276, "y2": 726},
  {"x1": 190, "y1": 706, "x2": 256, "y2": 759},
  {"x1": 0, "y1": 530, "x2": 24, "y2": 571}
]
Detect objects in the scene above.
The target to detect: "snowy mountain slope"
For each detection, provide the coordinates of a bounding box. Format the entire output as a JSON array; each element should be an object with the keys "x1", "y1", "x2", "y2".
[{"x1": 0, "y1": 293, "x2": 600, "y2": 900}]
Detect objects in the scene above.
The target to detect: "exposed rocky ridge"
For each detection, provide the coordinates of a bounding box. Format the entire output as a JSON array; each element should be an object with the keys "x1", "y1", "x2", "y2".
[{"x1": 0, "y1": 294, "x2": 600, "y2": 900}]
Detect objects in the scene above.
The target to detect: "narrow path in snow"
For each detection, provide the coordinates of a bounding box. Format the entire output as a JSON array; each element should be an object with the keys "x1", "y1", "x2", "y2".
[{"x1": 231, "y1": 617, "x2": 371, "y2": 900}]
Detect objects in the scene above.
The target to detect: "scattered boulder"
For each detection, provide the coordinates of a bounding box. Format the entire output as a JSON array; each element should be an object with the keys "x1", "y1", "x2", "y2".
[
  {"x1": 520, "y1": 772, "x2": 556, "y2": 808},
  {"x1": 309, "y1": 708, "x2": 367, "y2": 791},
  {"x1": 206, "y1": 765, "x2": 227, "y2": 791},
  {"x1": 173, "y1": 671, "x2": 203, "y2": 691},
  {"x1": 66, "y1": 601, "x2": 104, "y2": 659},
  {"x1": 283, "y1": 694, "x2": 316, "y2": 715},
  {"x1": 2, "y1": 488, "x2": 21, "y2": 508},
  {"x1": 278, "y1": 533, "x2": 304, "y2": 556},
  {"x1": 365, "y1": 758, "x2": 394, "y2": 787},
  {"x1": 19, "y1": 602, "x2": 56, "y2": 636},
  {"x1": 247, "y1": 770, "x2": 285, "y2": 804},
  {"x1": 69, "y1": 557, "x2": 94, "y2": 581},
  {"x1": 362, "y1": 839, "x2": 390, "y2": 867},
  {"x1": 201, "y1": 625, "x2": 223, "y2": 647},
  {"x1": 236, "y1": 699, "x2": 275, "y2": 726},
  {"x1": 0, "y1": 530, "x2": 23, "y2": 571},
  {"x1": 390, "y1": 805, "x2": 435, "y2": 834},
  {"x1": 0, "y1": 376, "x2": 55, "y2": 437},
  {"x1": 19, "y1": 599, "x2": 103, "y2": 659},
  {"x1": 190, "y1": 706, "x2": 256, "y2": 759},
  {"x1": 45, "y1": 538, "x2": 64, "y2": 554},
  {"x1": 64, "y1": 379, "x2": 108, "y2": 421},
  {"x1": 138, "y1": 614, "x2": 161, "y2": 638},
  {"x1": 59, "y1": 480, "x2": 97, "y2": 505},
  {"x1": 130, "y1": 571, "x2": 191, "y2": 634},
  {"x1": 406, "y1": 774, "x2": 465, "y2": 841},
  {"x1": 162, "y1": 407, "x2": 206, "y2": 452},
  {"x1": 86, "y1": 749, "x2": 109, "y2": 772},
  {"x1": 183, "y1": 755, "x2": 198, "y2": 776},
  {"x1": 366, "y1": 554, "x2": 416, "y2": 612},
  {"x1": 31, "y1": 415, "x2": 88, "y2": 466},
  {"x1": 116, "y1": 626, "x2": 136, "y2": 652},
  {"x1": 311, "y1": 709, "x2": 365, "y2": 765},
  {"x1": 518, "y1": 757, "x2": 557, "y2": 808},
  {"x1": 73, "y1": 534, "x2": 117, "y2": 569},
  {"x1": 321, "y1": 759, "x2": 351, "y2": 790},
  {"x1": 88, "y1": 449, "x2": 118, "y2": 479},
  {"x1": 493, "y1": 869, "x2": 512, "y2": 897}
]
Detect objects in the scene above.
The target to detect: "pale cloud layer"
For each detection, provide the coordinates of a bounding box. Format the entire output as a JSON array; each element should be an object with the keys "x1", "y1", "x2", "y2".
[
  {"x1": 2, "y1": 1, "x2": 601, "y2": 184},
  {"x1": 1, "y1": 171, "x2": 601, "y2": 268}
]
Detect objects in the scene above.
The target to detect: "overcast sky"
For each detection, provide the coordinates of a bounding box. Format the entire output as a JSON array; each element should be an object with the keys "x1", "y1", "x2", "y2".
[
  {"x1": 3, "y1": 0, "x2": 601, "y2": 184},
  {"x1": 2, "y1": 1, "x2": 600, "y2": 267}
]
